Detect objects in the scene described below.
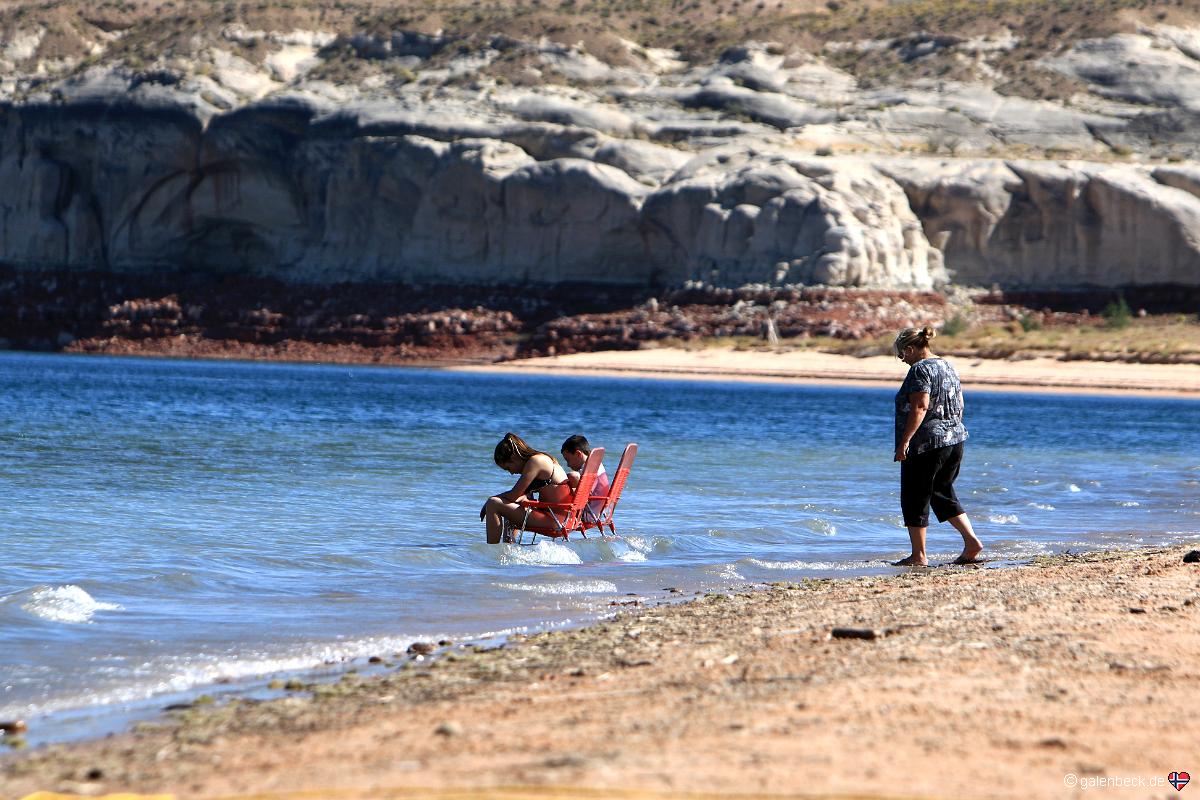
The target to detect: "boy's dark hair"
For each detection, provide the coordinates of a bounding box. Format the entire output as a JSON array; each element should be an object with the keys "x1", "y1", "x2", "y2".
[{"x1": 561, "y1": 434, "x2": 591, "y2": 454}]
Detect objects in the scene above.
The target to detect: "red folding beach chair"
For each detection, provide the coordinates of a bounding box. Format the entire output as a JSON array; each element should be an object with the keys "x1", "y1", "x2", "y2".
[
  {"x1": 580, "y1": 442, "x2": 637, "y2": 539},
  {"x1": 506, "y1": 447, "x2": 605, "y2": 545}
]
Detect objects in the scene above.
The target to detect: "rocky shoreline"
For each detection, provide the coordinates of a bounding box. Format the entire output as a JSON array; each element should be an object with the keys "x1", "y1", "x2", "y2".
[
  {"x1": 6, "y1": 266, "x2": 1199, "y2": 367},
  {"x1": 3, "y1": 544, "x2": 1198, "y2": 798}
]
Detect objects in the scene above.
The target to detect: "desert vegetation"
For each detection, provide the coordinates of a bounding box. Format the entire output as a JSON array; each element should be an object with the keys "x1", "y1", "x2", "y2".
[{"x1": 4, "y1": 0, "x2": 1200, "y2": 101}]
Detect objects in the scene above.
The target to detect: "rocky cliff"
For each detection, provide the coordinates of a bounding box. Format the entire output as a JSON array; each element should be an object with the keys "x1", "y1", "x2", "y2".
[{"x1": 4, "y1": 1, "x2": 1200, "y2": 290}]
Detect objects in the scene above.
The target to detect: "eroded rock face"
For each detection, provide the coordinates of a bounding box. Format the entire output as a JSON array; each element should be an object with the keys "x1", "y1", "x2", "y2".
[
  {"x1": 0, "y1": 93, "x2": 945, "y2": 288},
  {"x1": 4, "y1": 59, "x2": 1200, "y2": 289},
  {"x1": 885, "y1": 159, "x2": 1200, "y2": 287}
]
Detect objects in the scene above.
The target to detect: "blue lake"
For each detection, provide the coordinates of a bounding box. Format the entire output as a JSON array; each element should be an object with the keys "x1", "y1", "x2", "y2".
[{"x1": 1, "y1": 351, "x2": 1198, "y2": 743}]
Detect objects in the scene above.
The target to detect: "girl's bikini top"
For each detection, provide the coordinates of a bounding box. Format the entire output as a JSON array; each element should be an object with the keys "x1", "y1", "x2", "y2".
[{"x1": 528, "y1": 461, "x2": 566, "y2": 492}]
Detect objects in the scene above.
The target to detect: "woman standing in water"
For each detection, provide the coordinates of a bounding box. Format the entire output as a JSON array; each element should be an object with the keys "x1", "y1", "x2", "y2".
[
  {"x1": 892, "y1": 326, "x2": 984, "y2": 566},
  {"x1": 480, "y1": 432, "x2": 571, "y2": 544}
]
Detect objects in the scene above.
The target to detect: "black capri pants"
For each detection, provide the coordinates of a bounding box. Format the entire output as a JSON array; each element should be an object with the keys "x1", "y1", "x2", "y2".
[{"x1": 900, "y1": 442, "x2": 966, "y2": 528}]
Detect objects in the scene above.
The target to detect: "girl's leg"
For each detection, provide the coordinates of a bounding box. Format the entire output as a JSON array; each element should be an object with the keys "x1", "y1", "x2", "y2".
[
  {"x1": 484, "y1": 497, "x2": 558, "y2": 543},
  {"x1": 483, "y1": 496, "x2": 509, "y2": 544}
]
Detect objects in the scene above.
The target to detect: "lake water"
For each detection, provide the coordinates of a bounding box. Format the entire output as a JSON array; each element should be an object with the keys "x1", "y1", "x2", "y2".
[{"x1": 2, "y1": 352, "x2": 1199, "y2": 744}]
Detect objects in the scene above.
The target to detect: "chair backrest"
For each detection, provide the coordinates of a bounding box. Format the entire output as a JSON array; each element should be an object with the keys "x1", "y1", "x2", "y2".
[
  {"x1": 562, "y1": 446, "x2": 605, "y2": 531},
  {"x1": 599, "y1": 443, "x2": 637, "y2": 526}
]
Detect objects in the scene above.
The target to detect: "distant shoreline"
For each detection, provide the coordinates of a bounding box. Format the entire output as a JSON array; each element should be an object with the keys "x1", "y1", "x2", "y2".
[
  {"x1": 455, "y1": 347, "x2": 1200, "y2": 398},
  {"x1": 14, "y1": 343, "x2": 1200, "y2": 397}
]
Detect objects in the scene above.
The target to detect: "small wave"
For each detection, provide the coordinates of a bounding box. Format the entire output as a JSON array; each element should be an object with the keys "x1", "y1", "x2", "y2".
[
  {"x1": 499, "y1": 541, "x2": 582, "y2": 566},
  {"x1": 1118, "y1": 501, "x2": 1141, "y2": 508},
  {"x1": 495, "y1": 580, "x2": 618, "y2": 596},
  {"x1": 18, "y1": 585, "x2": 121, "y2": 624},
  {"x1": 1027, "y1": 502, "x2": 1056, "y2": 511},
  {"x1": 987, "y1": 514, "x2": 1020, "y2": 525},
  {"x1": 610, "y1": 536, "x2": 651, "y2": 562},
  {"x1": 1068, "y1": 484, "x2": 1082, "y2": 493}
]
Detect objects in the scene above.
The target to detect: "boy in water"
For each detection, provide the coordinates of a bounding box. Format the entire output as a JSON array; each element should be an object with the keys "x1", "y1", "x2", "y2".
[{"x1": 561, "y1": 434, "x2": 611, "y2": 525}]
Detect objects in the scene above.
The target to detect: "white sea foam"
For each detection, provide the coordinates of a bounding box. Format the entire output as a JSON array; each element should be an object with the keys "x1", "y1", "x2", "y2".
[
  {"x1": 495, "y1": 580, "x2": 619, "y2": 596},
  {"x1": 1119, "y1": 501, "x2": 1141, "y2": 507},
  {"x1": 19, "y1": 585, "x2": 121, "y2": 624},
  {"x1": 1068, "y1": 484, "x2": 1082, "y2": 493},
  {"x1": 711, "y1": 564, "x2": 743, "y2": 580},
  {"x1": 0, "y1": 630, "x2": 439, "y2": 719},
  {"x1": 499, "y1": 541, "x2": 582, "y2": 566},
  {"x1": 987, "y1": 514, "x2": 1020, "y2": 525},
  {"x1": 1027, "y1": 502, "x2": 1056, "y2": 511},
  {"x1": 743, "y1": 558, "x2": 856, "y2": 571}
]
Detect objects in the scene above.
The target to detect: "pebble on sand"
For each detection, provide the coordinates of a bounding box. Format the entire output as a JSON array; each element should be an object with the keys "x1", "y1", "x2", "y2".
[
  {"x1": 1183, "y1": 550, "x2": 1200, "y2": 563},
  {"x1": 434, "y1": 721, "x2": 463, "y2": 737},
  {"x1": 408, "y1": 642, "x2": 437, "y2": 655},
  {"x1": 831, "y1": 627, "x2": 879, "y2": 640}
]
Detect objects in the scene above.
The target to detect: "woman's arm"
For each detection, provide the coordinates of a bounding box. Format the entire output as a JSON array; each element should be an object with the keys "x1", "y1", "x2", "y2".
[{"x1": 895, "y1": 391, "x2": 930, "y2": 462}]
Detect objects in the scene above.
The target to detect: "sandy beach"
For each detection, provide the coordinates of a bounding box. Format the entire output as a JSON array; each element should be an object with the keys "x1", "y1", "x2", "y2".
[
  {"x1": 5, "y1": 545, "x2": 1199, "y2": 799},
  {"x1": 458, "y1": 348, "x2": 1200, "y2": 397}
]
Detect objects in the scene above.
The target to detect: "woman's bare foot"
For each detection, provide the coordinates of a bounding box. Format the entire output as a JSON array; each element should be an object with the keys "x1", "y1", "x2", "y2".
[
  {"x1": 891, "y1": 555, "x2": 928, "y2": 567},
  {"x1": 953, "y1": 539, "x2": 985, "y2": 565}
]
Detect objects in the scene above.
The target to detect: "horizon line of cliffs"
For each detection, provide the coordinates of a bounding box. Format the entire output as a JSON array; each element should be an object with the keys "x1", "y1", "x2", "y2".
[{"x1": 5, "y1": 92, "x2": 1200, "y2": 289}]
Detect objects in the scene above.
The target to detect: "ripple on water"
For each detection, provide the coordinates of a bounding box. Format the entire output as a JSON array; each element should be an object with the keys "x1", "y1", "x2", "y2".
[{"x1": 797, "y1": 518, "x2": 837, "y2": 537}]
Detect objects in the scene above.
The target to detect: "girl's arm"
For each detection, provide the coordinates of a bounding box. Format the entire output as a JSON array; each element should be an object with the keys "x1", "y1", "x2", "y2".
[{"x1": 498, "y1": 454, "x2": 547, "y2": 502}]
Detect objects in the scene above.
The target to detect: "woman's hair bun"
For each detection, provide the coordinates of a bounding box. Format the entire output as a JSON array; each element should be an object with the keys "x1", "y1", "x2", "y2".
[{"x1": 922, "y1": 325, "x2": 937, "y2": 341}]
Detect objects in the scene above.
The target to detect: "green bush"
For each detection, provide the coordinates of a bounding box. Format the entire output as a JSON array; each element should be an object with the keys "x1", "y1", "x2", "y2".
[
  {"x1": 941, "y1": 314, "x2": 969, "y2": 336},
  {"x1": 1103, "y1": 297, "x2": 1132, "y2": 329},
  {"x1": 1018, "y1": 313, "x2": 1042, "y2": 332}
]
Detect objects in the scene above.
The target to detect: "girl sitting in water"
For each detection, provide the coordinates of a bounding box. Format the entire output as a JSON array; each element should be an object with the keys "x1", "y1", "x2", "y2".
[{"x1": 480, "y1": 432, "x2": 571, "y2": 544}]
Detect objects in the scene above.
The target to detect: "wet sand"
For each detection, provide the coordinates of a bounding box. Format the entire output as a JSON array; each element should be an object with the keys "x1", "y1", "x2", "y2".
[
  {"x1": 459, "y1": 348, "x2": 1200, "y2": 397},
  {"x1": 5, "y1": 545, "x2": 1199, "y2": 799}
]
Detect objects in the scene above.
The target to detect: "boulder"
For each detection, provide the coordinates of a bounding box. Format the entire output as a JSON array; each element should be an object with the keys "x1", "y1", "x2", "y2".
[
  {"x1": 641, "y1": 149, "x2": 944, "y2": 288},
  {"x1": 674, "y1": 83, "x2": 837, "y2": 130}
]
